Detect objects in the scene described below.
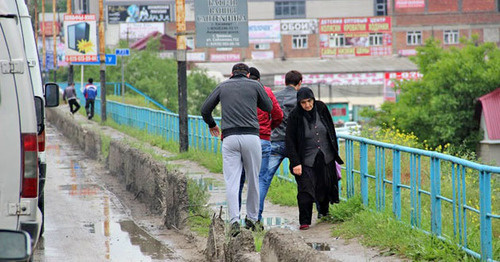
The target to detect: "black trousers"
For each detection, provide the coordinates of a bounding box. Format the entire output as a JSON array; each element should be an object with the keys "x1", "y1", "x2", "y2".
[
  {"x1": 68, "y1": 99, "x2": 80, "y2": 114},
  {"x1": 295, "y1": 152, "x2": 339, "y2": 226},
  {"x1": 85, "y1": 99, "x2": 95, "y2": 119}
]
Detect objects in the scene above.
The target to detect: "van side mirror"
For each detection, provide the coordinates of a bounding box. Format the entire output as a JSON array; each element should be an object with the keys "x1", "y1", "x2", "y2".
[
  {"x1": 0, "y1": 230, "x2": 31, "y2": 261},
  {"x1": 44, "y1": 83, "x2": 59, "y2": 107}
]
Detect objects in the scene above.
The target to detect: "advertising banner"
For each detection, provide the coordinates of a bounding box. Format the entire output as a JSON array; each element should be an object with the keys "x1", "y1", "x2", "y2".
[
  {"x1": 187, "y1": 52, "x2": 206, "y2": 61},
  {"x1": 195, "y1": 0, "x2": 249, "y2": 48},
  {"x1": 280, "y1": 19, "x2": 318, "y2": 35},
  {"x1": 210, "y1": 53, "x2": 241, "y2": 62},
  {"x1": 119, "y1": 23, "x2": 164, "y2": 39},
  {"x1": 319, "y1": 16, "x2": 392, "y2": 57},
  {"x1": 249, "y1": 20, "x2": 281, "y2": 43},
  {"x1": 251, "y1": 51, "x2": 274, "y2": 60},
  {"x1": 40, "y1": 22, "x2": 61, "y2": 36},
  {"x1": 108, "y1": 5, "x2": 171, "y2": 23},
  {"x1": 274, "y1": 73, "x2": 385, "y2": 86},
  {"x1": 64, "y1": 14, "x2": 97, "y2": 62},
  {"x1": 395, "y1": 0, "x2": 425, "y2": 9},
  {"x1": 384, "y1": 71, "x2": 422, "y2": 101}
]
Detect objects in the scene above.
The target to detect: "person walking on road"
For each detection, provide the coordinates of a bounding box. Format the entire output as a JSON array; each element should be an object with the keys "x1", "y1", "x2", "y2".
[
  {"x1": 285, "y1": 87, "x2": 344, "y2": 230},
  {"x1": 238, "y1": 67, "x2": 283, "y2": 229},
  {"x1": 83, "y1": 78, "x2": 98, "y2": 120},
  {"x1": 63, "y1": 82, "x2": 80, "y2": 115},
  {"x1": 201, "y1": 63, "x2": 273, "y2": 237}
]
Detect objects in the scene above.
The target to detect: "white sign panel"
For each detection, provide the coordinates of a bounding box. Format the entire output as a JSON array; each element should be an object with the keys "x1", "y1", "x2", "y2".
[
  {"x1": 64, "y1": 14, "x2": 97, "y2": 62},
  {"x1": 251, "y1": 51, "x2": 274, "y2": 60},
  {"x1": 280, "y1": 19, "x2": 318, "y2": 35},
  {"x1": 120, "y1": 23, "x2": 164, "y2": 39},
  {"x1": 249, "y1": 20, "x2": 281, "y2": 43},
  {"x1": 187, "y1": 52, "x2": 206, "y2": 61},
  {"x1": 274, "y1": 73, "x2": 384, "y2": 86}
]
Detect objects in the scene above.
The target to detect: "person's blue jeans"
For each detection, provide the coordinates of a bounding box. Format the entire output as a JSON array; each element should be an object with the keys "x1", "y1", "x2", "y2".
[
  {"x1": 238, "y1": 139, "x2": 271, "y2": 218},
  {"x1": 239, "y1": 140, "x2": 286, "y2": 221}
]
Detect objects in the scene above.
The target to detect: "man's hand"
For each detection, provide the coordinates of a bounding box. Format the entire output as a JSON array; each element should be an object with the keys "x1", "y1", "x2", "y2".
[
  {"x1": 209, "y1": 126, "x2": 220, "y2": 137},
  {"x1": 293, "y1": 165, "x2": 302, "y2": 176}
]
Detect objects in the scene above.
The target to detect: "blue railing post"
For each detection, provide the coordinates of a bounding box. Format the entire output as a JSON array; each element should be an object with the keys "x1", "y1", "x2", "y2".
[
  {"x1": 345, "y1": 140, "x2": 355, "y2": 198},
  {"x1": 479, "y1": 171, "x2": 492, "y2": 261},
  {"x1": 360, "y1": 142, "x2": 368, "y2": 206},
  {"x1": 430, "y1": 157, "x2": 442, "y2": 236},
  {"x1": 392, "y1": 150, "x2": 401, "y2": 220}
]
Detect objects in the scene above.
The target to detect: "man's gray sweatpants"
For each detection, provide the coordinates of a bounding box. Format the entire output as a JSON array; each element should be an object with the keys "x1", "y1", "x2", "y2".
[{"x1": 222, "y1": 134, "x2": 261, "y2": 223}]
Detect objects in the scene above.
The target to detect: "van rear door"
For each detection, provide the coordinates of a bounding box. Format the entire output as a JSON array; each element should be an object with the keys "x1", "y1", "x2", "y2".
[{"x1": 0, "y1": 16, "x2": 23, "y2": 230}]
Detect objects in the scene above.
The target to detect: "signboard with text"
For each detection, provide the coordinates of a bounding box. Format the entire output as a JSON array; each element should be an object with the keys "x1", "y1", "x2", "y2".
[
  {"x1": 108, "y1": 5, "x2": 171, "y2": 23},
  {"x1": 249, "y1": 20, "x2": 281, "y2": 43},
  {"x1": 210, "y1": 53, "x2": 241, "y2": 62},
  {"x1": 119, "y1": 23, "x2": 164, "y2": 39},
  {"x1": 280, "y1": 19, "x2": 318, "y2": 35},
  {"x1": 384, "y1": 71, "x2": 422, "y2": 101},
  {"x1": 40, "y1": 22, "x2": 61, "y2": 36},
  {"x1": 395, "y1": 0, "x2": 425, "y2": 9},
  {"x1": 64, "y1": 14, "x2": 97, "y2": 62},
  {"x1": 274, "y1": 73, "x2": 385, "y2": 86},
  {"x1": 194, "y1": 0, "x2": 249, "y2": 48},
  {"x1": 319, "y1": 16, "x2": 392, "y2": 57}
]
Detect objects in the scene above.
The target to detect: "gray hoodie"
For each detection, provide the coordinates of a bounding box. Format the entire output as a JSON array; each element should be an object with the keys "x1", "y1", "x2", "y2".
[
  {"x1": 201, "y1": 74, "x2": 272, "y2": 138},
  {"x1": 271, "y1": 85, "x2": 298, "y2": 141}
]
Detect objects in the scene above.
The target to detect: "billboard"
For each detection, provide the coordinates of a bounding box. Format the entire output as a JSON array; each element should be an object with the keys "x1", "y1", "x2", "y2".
[
  {"x1": 64, "y1": 14, "x2": 97, "y2": 62},
  {"x1": 40, "y1": 22, "x2": 61, "y2": 36},
  {"x1": 280, "y1": 19, "x2": 318, "y2": 35},
  {"x1": 194, "y1": 0, "x2": 249, "y2": 48},
  {"x1": 108, "y1": 5, "x2": 171, "y2": 23},
  {"x1": 249, "y1": 20, "x2": 281, "y2": 43},
  {"x1": 319, "y1": 16, "x2": 392, "y2": 57}
]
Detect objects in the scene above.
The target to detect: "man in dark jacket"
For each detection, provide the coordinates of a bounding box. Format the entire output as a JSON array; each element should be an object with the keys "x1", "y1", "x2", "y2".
[
  {"x1": 265, "y1": 70, "x2": 302, "y2": 191},
  {"x1": 238, "y1": 67, "x2": 283, "y2": 228},
  {"x1": 63, "y1": 82, "x2": 80, "y2": 115},
  {"x1": 83, "y1": 78, "x2": 98, "y2": 120},
  {"x1": 201, "y1": 63, "x2": 273, "y2": 237}
]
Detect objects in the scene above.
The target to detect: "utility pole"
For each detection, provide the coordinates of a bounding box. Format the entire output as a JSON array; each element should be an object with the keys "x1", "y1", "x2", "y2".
[
  {"x1": 99, "y1": 0, "x2": 107, "y2": 122},
  {"x1": 52, "y1": 0, "x2": 57, "y2": 82},
  {"x1": 42, "y1": 0, "x2": 46, "y2": 77},
  {"x1": 67, "y1": 0, "x2": 73, "y2": 85},
  {"x1": 176, "y1": 0, "x2": 188, "y2": 152}
]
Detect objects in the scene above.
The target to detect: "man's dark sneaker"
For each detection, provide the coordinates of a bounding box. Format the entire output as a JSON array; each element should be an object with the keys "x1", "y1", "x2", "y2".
[
  {"x1": 318, "y1": 213, "x2": 328, "y2": 219},
  {"x1": 255, "y1": 220, "x2": 264, "y2": 231},
  {"x1": 230, "y1": 222, "x2": 240, "y2": 237},
  {"x1": 244, "y1": 216, "x2": 256, "y2": 231}
]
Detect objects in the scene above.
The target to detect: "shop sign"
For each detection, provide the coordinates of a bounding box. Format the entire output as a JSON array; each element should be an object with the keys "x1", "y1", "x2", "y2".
[
  {"x1": 108, "y1": 5, "x2": 171, "y2": 23},
  {"x1": 274, "y1": 73, "x2": 385, "y2": 86},
  {"x1": 280, "y1": 19, "x2": 318, "y2": 35}
]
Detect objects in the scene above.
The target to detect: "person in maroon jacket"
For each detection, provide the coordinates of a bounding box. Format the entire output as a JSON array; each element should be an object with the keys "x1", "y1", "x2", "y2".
[{"x1": 239, "y1": 67, "x2": 283, "y2": 230}]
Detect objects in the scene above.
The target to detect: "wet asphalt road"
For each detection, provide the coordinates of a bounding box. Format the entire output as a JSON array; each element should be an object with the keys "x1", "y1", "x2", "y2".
[{"x1": 33, "y1": 124, "x2": 173, "y2": 262}]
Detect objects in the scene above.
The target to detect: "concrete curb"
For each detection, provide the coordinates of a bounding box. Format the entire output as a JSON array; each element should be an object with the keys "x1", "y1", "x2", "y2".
[{"x1": 46, "y1": 108, "x2": 189, "y2": 229}]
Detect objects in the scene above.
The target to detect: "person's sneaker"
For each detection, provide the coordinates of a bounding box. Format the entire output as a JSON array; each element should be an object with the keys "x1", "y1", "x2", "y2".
[
  {"x1": 255, "y1": 220, "x2": 264, "y2": 231},
  {"x1": 230, "y1": 222, "x2": 240, "y2": 237},
  {"x1": 299, "y1": 224, "x2": 310, "y2": 230},
  {"x1": 318, "y1": 213, "x2": 328, "y2": 219},
  {"x1": 244, "y1": 216, "x2": 256, "y2": 231}
]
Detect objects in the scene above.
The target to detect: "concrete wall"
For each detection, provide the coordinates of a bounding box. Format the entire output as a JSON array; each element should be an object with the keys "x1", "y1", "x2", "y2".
[{"x1": 46, "y1": 107, "x2": 189, "y2": 229}]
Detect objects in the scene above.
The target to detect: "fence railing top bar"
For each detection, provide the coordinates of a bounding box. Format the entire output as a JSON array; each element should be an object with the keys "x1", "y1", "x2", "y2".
[{"x1": 339, "y1": 134, "x2": 500, "y2": 173}]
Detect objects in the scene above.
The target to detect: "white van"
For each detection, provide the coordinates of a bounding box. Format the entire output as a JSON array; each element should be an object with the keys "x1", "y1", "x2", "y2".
[{"x1": 0, "y1": 6, "x2": 58, "y2": 261}]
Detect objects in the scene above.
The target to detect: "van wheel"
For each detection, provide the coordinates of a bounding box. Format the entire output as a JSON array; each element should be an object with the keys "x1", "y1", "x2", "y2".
[{"x1": 38, "y1": 193, "x2": 44, "y2": 236}]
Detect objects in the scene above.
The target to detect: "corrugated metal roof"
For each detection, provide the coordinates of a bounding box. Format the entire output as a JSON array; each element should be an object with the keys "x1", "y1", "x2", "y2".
[
  {"x1": 195, "y1": 55, "x2": 418, "y2": 77},
  {"x1": 479, "y1": 88, "x2": 500, "y2": 140}
]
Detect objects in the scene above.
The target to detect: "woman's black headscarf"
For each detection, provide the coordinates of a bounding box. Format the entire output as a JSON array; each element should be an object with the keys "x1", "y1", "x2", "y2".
[{"x1": 296, "y1": 87, "x2": 317, "y2": 129}]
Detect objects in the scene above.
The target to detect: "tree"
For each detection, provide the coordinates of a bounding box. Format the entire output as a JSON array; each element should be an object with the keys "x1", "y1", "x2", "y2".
[{"x1": 366, "y1": 37, "x2": 500, "y2": 153}]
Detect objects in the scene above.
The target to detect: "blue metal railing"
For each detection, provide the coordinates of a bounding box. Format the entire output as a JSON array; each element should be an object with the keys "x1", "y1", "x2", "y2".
[{"x1": 66, "y1": 93, "x2": 498, "y2": 261}]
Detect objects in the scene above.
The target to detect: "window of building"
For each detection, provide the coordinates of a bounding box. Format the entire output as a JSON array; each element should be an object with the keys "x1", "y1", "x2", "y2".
[
  {"x1": 407, "y1": 31, "x2": 422, "y2": 45},
  {"x1": 369, "y1": 33, "x2": 383, "y2": 46},
  {"x1": 255, "y1": 43, "x2": 270, "y2": 50},
  {"x1": 444, "y1": 30, "x2": 459, "y2": 44},
  {"x1": 329, "y1": 34, "x2": 345, "y2": 47},
  {"x1": 275, "y1": 1, "x2": 305, "y2": 19},
  {"x1": 375, "y1": 0, "x2": 388, "y2": 16},
  {"x1": 292, "y1": 35, "x2": 307, "y2": 49}
]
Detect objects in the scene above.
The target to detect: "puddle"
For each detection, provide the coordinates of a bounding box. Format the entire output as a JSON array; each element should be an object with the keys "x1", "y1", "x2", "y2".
[
  {"x1": 307, "y1": 242, "x2": 332, "y2": 251},
  {"x1": 114, "y1": 220, "x2": 174, "y2": 260},
  {"x1": 59, "y1": 184, "x2": 100, "y2": 196}
]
